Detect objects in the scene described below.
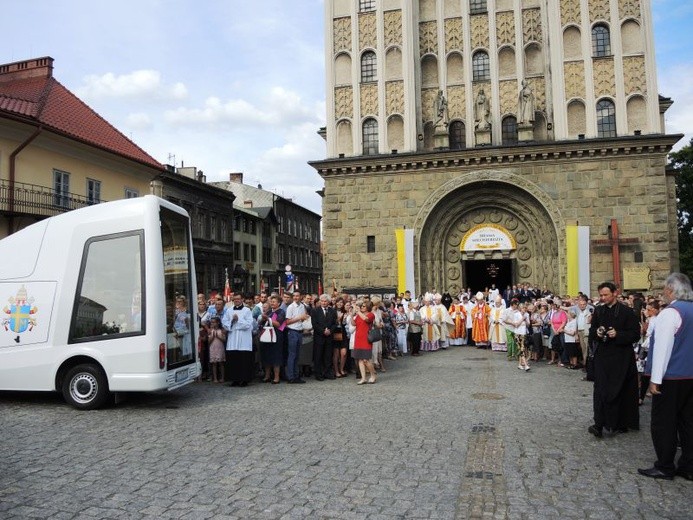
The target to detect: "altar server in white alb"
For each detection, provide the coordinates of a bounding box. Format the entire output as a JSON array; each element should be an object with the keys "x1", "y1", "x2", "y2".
[{"x1": 223, "y1": 293, "x2": 255, "y2": 387}]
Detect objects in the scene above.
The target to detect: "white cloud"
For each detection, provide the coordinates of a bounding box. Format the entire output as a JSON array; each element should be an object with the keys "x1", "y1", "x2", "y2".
[
  {"x1": 163, "y1": 96, "x2": 273, "y2": 127},
  {"x1": 125, "y1": 112, "x2": 153, "y2": 130},
  {"x1": 162, "y1": 87, "x2": 323, "y2": 130},
  {"x1": 658, "y1": 62, "x2": 693, "y2": 149},
  {"x1": 76, "y1": 70, "x2": 188, "y2": 101}
]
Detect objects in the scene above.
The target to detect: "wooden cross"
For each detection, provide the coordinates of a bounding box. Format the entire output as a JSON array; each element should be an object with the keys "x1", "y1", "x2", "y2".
[{"x1": 591, "y1": 219, "x2": 639, "y2": 289}]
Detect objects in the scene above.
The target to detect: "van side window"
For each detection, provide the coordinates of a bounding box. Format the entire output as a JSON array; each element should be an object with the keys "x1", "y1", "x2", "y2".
[{"x1": 69, "y1": 231, "x2": 145, "y2": 342}]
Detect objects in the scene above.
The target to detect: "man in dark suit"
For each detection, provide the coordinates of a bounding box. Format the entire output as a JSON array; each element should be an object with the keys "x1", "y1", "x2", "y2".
[
  {"x1": 311, "y1": 294, "x2": 338, "y2": 380},
  {"x1": 502, "y1": 285, "x2": 513, "y2": 306}
]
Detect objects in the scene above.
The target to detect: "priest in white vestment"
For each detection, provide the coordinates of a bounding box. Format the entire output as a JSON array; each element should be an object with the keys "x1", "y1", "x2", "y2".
[{"x1": 222, "y1": 293, "x2": 255, "y2": 386}]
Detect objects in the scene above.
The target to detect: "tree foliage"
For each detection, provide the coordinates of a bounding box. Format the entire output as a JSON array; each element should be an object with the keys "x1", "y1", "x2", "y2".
[{"x1": 669, "y1": 138, "x2": 693, "y2": 277}]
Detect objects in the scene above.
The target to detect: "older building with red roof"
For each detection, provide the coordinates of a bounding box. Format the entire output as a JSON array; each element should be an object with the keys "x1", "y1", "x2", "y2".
[{"x1": 0, "y1": 56, "x2": 165, "y2": 237}]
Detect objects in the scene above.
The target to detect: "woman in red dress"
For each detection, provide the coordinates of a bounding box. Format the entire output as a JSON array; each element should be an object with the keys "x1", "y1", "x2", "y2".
[{"x1": 353, "y1": 301, "x2": 377, "y2": 384}]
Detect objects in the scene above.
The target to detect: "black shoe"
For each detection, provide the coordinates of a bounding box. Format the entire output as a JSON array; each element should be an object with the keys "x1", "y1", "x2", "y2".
[
  {"x1": 226, "y1": 381, "x2": 239, "y2": 387},
  {"x1": 588, "y1": 425, "x2": 603, "y2": 438},
  {"x1": 603, "y1": 427, "x2": 618, "y2": 438},
  {"x1": 239, "y1": 381, "x2": 248, "y2": 387},
  {"x1": 315, "y1": 376, "x2": 325, "y2": 381},
  {"x1": 637, "y1": 467, "x2": 674, "y2": 480},
  {"x1": 675, "y1": 468, "x2": 693, "y2": 481},
  {"x1": 289, "y1": 378, "x2": 306, "y2": 384},
  {"x1": 325, "y1": 374, "x2": 336, "y2": 380}
]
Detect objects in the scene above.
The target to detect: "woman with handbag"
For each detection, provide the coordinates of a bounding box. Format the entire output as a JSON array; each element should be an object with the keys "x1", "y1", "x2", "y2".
[
  {"x1": 258, "y1": 295, "x2": 286, "y2": 384},
  {"x1": 354, "y1": 300, "x2": 377, "y2": 384}
]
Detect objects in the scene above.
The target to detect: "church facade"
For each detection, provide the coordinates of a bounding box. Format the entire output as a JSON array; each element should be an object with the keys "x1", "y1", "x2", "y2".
[{"x1": 310, "y1": 0, "x2": 681, "y2": 297}]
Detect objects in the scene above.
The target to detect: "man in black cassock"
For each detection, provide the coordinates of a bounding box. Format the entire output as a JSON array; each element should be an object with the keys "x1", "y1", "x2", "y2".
[{"x1": 587, "y1": 282, "x2": 641, "y2": 438}]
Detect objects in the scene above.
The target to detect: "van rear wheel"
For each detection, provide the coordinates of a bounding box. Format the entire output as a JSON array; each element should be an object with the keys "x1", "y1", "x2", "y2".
[{"x1": 61, "y1": 364, "x2": 110, "y2": 410}]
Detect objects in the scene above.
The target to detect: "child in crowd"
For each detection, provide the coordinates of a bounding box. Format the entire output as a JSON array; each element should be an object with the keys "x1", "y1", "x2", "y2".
[{"x1": 207, "y1": 316, "x2": 227, "y2": 383}]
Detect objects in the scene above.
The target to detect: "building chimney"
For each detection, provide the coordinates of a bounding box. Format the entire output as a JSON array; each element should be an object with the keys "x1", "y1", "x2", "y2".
[
  {"x1": 0, "y1": 57, "x2": 54, "y2": 83},
  {"x1": 229, "y1": 172, "x2": 244, "y2": 184},
  {"x1": 244, "y1": 200, "x2": 253, "y2": 208}
]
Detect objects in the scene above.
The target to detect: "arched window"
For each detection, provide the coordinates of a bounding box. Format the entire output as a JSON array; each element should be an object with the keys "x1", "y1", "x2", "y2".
[
  {"x1": 472, "y1": 51, "x2": 490, "y2": 81},
  {"x1": 470, "y1": 0, "x2": 487, "y2": 15},
  {"x1": 592, "y1": 24, "x2": 611, "y2": 57},
  {"x1": 502, "y1": 116, "x2": 518, "y2": 145},
  {"x1": 361, "y1": 51, "x2": 377, "y2": 82},
  {"x1": 363, "y1": 118, "x2": 379, "y2": 155},
  {"x1": 449, "y1": 121, "x2": 466, "y2": 150},
  {"x1": 596, "y1": 99, "x2": 616, "y2": 137}
]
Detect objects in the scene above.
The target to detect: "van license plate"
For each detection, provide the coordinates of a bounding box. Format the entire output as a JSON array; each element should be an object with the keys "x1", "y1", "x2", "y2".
[{"x1": 175, "y1": 369, "x2": 188, "y2": 382}]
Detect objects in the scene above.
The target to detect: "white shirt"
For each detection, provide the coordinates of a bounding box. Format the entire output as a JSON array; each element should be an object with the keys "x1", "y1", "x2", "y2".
[
  {"x1": 513, "y1": 310, "x2": 527, "y2": 335},
  {"x1": 463, "y1": 302, "x2": 474, "y2": 327},
  {"x1": 650, "y1": 304, "x2": 682, "y2": 385},
  {"x1": 285, "y1": 301, "x2": 306, "y2": 331},
  {"x1": 572, "y1": 305, "x2": 593, "y2": 331},
  {"x1": 563, "y1": 319, "x2": 577, "y2": 343}
]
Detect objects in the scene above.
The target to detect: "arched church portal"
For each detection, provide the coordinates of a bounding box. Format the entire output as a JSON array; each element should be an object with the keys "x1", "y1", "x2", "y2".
[{"x1": 418, "y1": 181, "x2": 559, "y2": 295}]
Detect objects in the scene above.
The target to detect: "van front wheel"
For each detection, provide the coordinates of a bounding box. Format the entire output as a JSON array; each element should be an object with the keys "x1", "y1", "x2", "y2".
[{"x1": 62, "y1": 364, "x2": 110, "y2": 410}]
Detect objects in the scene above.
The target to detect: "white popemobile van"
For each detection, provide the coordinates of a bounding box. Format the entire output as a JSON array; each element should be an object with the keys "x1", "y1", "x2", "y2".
[{"x1": 0, "y1": 195, "x2": 199, "y2": 409}]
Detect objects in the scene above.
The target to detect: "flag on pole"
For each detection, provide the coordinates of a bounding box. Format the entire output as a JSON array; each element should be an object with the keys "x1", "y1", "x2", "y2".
[
  {"x1": 318, "y1": 278, "x2": 323, "y2": 295},
  {"x1": 278, "y1": 275, "x2": 283, "y2": 297},
  {"x1": 260, "y1": 277, "x2": 266, "y2": 293},
  {"x1": 224, "y1": 268, "x2": 232, "y2": 302}
]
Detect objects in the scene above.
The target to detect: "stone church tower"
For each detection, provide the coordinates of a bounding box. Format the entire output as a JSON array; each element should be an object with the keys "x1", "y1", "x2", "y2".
[{"x1": 310, "y1": 0, "x2": 681, "y2": 297}]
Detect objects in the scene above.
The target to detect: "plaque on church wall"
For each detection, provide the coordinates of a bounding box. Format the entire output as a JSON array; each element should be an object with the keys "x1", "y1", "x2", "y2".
[
  {"x1": 460, "y1": 224, "x2": 517, "y2": 251},
  {"x1": 623, "y1": 267, "x2": 651, "y2": 290}
]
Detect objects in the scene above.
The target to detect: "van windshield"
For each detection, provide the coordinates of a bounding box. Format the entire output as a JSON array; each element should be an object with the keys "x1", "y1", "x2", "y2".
[{"x1": 160, "y1": 207, "x2": 195, "y2": 368}]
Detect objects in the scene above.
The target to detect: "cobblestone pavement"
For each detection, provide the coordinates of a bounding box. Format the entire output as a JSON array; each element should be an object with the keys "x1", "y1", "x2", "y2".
[{"x1": 1, "y1": 346, "x2": 692, "y2": 519}]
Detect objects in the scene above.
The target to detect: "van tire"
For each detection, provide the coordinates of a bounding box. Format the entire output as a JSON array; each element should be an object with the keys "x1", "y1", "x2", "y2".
[{"x1": 61, "y1": 364, "x2": 110, "y2": 410}]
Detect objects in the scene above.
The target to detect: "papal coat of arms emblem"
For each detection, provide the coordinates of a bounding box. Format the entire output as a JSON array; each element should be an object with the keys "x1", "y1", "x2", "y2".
[{"x1": 2, "y1": 285, "x2": 38, "y2": 334}]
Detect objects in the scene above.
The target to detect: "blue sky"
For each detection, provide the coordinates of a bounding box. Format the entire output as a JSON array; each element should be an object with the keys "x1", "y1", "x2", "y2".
[{"x1": 1, "y1": 1, "x2": 691, "y2": 214}]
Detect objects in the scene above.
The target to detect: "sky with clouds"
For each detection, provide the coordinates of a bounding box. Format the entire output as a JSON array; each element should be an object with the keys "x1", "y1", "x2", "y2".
[{"x1": 1, "y1": 0, "x2": 691, "y2": 214}]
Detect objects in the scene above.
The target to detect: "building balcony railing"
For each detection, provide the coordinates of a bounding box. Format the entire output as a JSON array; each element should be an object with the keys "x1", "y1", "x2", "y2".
[{"x1": 0, "y1": 179, "x2": 101, "y2": 217}]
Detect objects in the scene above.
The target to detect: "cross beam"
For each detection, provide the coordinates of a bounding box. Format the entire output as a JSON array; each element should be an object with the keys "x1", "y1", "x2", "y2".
[{"x1": 591, "y1": 219, "x2": 639, "y2": 289}]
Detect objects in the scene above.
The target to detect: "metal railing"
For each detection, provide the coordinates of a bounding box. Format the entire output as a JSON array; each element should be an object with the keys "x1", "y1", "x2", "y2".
[{"x1": 0, "y1": 179, "x2": 102, "y2": 217}]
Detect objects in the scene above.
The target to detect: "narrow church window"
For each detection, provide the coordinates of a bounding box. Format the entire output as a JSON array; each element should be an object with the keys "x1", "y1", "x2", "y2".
[
  {"x1": 367, "y1": 235, "x2": 376, "y2": 253},
  {"x1": 361, "y1": 51, "x2": 377, "y2": 82},
  {"x1": 470, "y1": 0, "x2": 487, "y2": 15},
  {"x1": 472, "y1": 51, "x2": 490, "y2": 81},
  {"x1": 591, "y1": 24, "x2": 611, "y2": 57},
  {"x1": 363, "y1": 118, "x2": 379, "y2": 155},
  {"x1": 502, "y1": 116, "x2": 518, "y2": 145},
  {"x1": 449, "y1": 121, "x2": 466, "y2": 150},
  {"x1": 359, "y1": 0, "x2": 376, "y2": 12},
  {"x1": 596, "y1": 99, "x2": 617, "y2": 138}
]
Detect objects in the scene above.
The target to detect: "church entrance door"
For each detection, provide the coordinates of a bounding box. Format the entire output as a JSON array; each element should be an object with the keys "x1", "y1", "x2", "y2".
[{"x1": 463, "y1": 259, "x2": 513, "y2": 293}]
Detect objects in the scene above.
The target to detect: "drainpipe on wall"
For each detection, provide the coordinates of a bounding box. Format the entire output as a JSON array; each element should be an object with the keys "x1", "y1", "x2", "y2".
[{"x1": 8, "y1": 125, "x2": 42, "y2": 234}]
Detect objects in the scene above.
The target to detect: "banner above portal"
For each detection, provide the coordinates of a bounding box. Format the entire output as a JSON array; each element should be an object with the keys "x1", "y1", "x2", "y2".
[{"x1": 460, "y1": 224, "x2": 517, "y2": 251}]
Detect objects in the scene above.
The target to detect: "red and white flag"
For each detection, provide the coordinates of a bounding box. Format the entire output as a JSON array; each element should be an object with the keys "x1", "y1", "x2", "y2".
[{"x1": 224, "y1": 268, "x2": 232, "y2": 302}]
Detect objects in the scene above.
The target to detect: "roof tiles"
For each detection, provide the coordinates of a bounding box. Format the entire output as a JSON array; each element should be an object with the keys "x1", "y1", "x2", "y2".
[{"x1": 0, "y1": 57, "x2": 163, "y2": 170}]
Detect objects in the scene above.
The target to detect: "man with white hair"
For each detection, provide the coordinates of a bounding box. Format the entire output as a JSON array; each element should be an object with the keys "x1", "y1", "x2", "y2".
[
  {"x1": 489, "y1": 296, "x2": 507, "y2": 352},
  {"x1": 310, "y1": 294, "x2": 338, "y2": 380},
  {"x1": 638, "y1": 273, "x2": 693, "y2": 480},
  {"x1": 421, "y1": 293, "x2": 441, "y2": 351}
]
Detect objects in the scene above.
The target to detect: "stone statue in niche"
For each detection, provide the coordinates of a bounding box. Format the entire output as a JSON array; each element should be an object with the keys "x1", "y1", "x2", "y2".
[
  {"x1": 433, "y1": 90, "x2": 448, "y2": 128},
  {"x1": 518, "y1": 79, "x2": 536, "y2": 124},
  {"x1": 474, "y1": 89, "x2": 490, "y2": 130}
]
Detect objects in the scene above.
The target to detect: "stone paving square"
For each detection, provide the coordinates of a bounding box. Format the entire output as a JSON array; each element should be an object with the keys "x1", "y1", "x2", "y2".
[{"x1": 1, "y1": 347, "x2": 691, "y2": 519}]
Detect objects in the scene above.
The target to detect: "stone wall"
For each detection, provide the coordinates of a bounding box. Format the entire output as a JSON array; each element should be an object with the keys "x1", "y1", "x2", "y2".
[{"x1": 317, "y1": 136, "x2": 679, "y2": 296}]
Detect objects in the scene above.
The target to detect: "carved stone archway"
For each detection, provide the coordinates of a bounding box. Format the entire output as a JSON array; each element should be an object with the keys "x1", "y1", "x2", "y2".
[{"x1": 415, "y1": 174, "x2": 561, "y2": 295}]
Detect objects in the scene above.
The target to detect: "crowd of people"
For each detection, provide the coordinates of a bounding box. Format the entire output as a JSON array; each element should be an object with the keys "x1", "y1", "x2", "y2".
[{"x1": 191, "y1": 275, "x2": 692, "y2": 482}]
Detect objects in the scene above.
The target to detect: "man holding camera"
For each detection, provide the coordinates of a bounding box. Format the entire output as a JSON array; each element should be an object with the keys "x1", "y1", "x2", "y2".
[{"x1": 587, "y1": 282, "x2": 641, "y2": 438}]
